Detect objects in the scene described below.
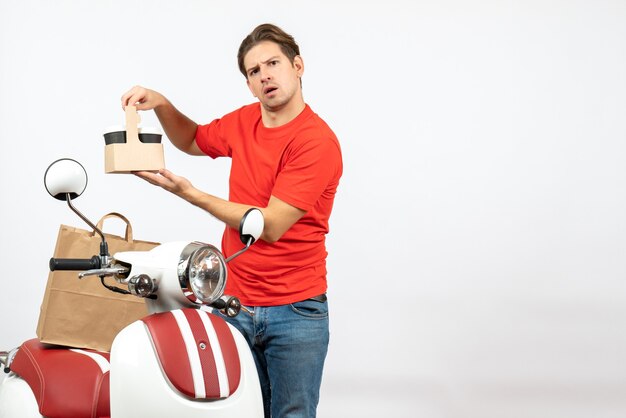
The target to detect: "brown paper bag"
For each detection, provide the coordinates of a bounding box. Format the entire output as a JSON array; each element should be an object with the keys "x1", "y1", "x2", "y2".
[{"x1": 36, "y1": 212, "x2": 160, "y2": 352}]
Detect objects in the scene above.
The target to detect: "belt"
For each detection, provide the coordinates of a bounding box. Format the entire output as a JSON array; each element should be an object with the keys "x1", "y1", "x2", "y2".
[{"x1": 305, "y1": 293, "x2": 327, "y2": 303}]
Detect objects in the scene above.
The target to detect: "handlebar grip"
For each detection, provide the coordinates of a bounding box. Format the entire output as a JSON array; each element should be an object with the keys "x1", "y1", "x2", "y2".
[
  {"x1": 49, "y1": 256, "x2": 101, "y2": 271},
  {"x1": 210, "y1": 296, "x2": 242, "y2": 317},
  {"x1": 210, "y1": 299, "x2": 227, "y2": 309}
]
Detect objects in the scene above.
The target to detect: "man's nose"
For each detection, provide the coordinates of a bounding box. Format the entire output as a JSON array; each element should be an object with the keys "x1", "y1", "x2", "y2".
[{"x1": 260, "y1": 66, "x2": 272, "y2": 81}]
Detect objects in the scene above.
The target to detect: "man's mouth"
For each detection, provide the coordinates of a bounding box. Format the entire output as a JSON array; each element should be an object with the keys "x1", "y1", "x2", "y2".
[{"x1": 264, "y1": 86, "x2": 278, "y2": 95}]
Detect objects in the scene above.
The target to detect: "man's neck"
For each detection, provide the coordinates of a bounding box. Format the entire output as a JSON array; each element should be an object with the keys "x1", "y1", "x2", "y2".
[{"x1": 260, "y1": 96, "x2": 306, "y2": 128}]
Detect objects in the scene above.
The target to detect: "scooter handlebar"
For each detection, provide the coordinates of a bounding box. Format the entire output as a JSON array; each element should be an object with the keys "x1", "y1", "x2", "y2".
[
  {"x1": 49, "y1": 256, "x2": 101, "y2": 271},
  {"x1": 210, "y1": 295, "x2": 242, "y2": 317}
]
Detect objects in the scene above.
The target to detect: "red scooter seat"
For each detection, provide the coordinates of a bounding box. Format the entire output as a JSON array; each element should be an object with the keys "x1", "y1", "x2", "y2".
[{"x1": 10, "y1": 338, "x2": 110, "y2": 418}]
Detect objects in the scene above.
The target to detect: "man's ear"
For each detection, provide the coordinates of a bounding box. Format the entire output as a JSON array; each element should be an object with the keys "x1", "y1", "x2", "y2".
[
  {"x1": 247, "y1": 78, "x2": 257, "y2": 98},
  {"x1": 294, "y1": 55, "x2": 304, "y2": 77}
]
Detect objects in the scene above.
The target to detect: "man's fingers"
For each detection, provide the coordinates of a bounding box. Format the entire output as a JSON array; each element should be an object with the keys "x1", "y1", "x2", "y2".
[
  {"x1": 158, "y1": 168, "x2": 175, "y2": 180},
  {"x1": 134, "y1": 171, "x2": 158, "y2": 185},
  {"x1": 125, "y1": 94, "x2": 145, "y2": 108},
  {"x1": 121, "y1": 87, "x2": 136, "y2": 108},
  {"x1": 121, "y1": 86, "x2": 147, "y2": 110},
  {"x1": 135, "y1": 171, "x2": 163, "y2": 185},
  {"x1": 159, "y1": 169, "x2": 190, "y2": 191},
  {"x1": 135, "y1": 171, "x2": 177, "y2": 191},
  {"x1": 134, "y1": 101, "x2": 151, "y2": 111}
]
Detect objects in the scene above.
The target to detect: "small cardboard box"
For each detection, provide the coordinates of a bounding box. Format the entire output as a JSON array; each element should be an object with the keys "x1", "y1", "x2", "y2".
[{"x1": 104, "y1": 106, "x2": 165, "y2": 173}]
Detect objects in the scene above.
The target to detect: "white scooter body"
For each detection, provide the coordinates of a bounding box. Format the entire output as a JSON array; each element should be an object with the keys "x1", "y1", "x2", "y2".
[
  {"x1": 0, "y1": 244, "x2": 263, "y2": 418},
  {"x1": 111, "y1": 319, "x2": 262, "y2": 417},
  {"x1": 0, "y1": 374, "x2": 41, "y2": 418},
  {"x1": 0, "y1": 158, "x2": 265, "y2": 418},
  {"x1": 110, "y1": 243, "x2": 263, "y2": 417}
]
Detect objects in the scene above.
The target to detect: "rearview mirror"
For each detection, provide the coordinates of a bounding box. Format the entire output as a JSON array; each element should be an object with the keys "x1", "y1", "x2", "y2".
[
  {"x1": 225, "y1": 208, "x2": 265, "y2": 263},
  {"x1": 44, "y1": 158, "x2": 88, "y2": 201},
  {"x1": 44, "y1": 159, "x2": 107, "y2": 254},
  {"x1": 239, "y1": 208, "x2": 264, "y2": 245}
]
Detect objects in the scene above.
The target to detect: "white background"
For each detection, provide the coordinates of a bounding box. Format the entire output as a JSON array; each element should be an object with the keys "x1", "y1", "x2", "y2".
[{"x1": 1, "y1": 1, "x2": 626, "y2": 417}]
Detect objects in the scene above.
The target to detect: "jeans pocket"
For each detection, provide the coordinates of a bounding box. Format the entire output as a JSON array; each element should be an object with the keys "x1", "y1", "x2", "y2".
[{"x1": 289, "y1": 299, "x2": 329, "y2": 319}]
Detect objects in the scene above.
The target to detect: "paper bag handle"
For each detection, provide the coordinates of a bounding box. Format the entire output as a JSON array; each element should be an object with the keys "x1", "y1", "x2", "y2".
[
  {"x1": 125, "y1": 105, "x2": 141, "y2": 145},
  {"x1": 94, "y1": 212, "x2": 134, "y2": 242}
]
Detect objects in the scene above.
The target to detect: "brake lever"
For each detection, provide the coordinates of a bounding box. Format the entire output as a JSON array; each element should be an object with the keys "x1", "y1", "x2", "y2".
[{"x1": 78, "y1": 266, "x2": 129, "y2": 279}]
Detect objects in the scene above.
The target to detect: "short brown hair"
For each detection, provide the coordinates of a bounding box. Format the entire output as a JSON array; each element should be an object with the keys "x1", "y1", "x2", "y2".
[{"x1": 237, "y1": 23, "x2": 300, "y2": 77}]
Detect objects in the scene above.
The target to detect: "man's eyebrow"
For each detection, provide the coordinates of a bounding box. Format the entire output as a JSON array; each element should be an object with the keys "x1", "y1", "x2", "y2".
[
  {"x1": 246, "y1": 56, "x2": 281, "y2": 73},
  {"x1": 261, "y1": 56, "x2": 280, "y2": 64}
]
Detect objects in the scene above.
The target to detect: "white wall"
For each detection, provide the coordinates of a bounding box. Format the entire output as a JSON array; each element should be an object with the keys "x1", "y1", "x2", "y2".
[{"x1": 1, "y1": 1, "x2": 625, "y2": 417}]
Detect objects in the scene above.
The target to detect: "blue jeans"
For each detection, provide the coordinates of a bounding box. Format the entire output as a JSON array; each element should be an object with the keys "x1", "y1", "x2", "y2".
[{"x1": 216, "y1": 298, "x2": 329, "y2": 418}]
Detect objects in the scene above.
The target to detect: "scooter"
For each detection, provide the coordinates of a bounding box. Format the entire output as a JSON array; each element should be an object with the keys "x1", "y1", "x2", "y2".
[{"x1": 0, "y1": 158, "x2": 264, "y2": 417}]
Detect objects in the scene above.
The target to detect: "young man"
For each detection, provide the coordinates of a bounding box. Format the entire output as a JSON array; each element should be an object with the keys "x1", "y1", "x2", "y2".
[{"x1": 121, "y1": 24, "x2": 342, "y2": 418}]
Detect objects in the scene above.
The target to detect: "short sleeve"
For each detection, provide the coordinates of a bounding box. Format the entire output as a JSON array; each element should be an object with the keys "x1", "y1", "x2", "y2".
[
  {"x1": 272, "y1": 136, "x2": 343, "y2": 211},
  {"x1": 195, "y1": 118, "x2": 231, "y2": 158}
]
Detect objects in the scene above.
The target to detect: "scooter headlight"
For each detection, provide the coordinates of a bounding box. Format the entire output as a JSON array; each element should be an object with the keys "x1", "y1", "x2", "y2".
[{"x1": 178, "y1": 242, "x2": 227, "y2": 304}]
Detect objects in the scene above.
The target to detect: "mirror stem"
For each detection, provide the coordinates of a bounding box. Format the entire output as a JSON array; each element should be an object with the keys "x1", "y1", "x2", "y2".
[
  {"x1": 65, "y1": 193, "x2": 108, "y2": 256},
  {"x1": 225, "y1": 237, "x2": 253, "y2": 263}
]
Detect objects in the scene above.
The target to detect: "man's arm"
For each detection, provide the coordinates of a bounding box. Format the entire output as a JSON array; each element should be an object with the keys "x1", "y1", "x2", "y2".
[
  {"x1": 121, "y1": 86, "x2": 204, "y2": 156},
  {"x1": 135, "y1": 169, "x2": 305, "y2": 243}
]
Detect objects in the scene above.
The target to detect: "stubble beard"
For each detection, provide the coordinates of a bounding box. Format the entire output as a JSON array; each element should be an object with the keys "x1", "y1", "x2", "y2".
[{"x1": 261, "y1": 92, "x2": 292, "y2": 113}]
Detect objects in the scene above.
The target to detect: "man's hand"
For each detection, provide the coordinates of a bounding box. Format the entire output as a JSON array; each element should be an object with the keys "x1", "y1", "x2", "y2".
[
  {"x1": 134, "y1": 169, "x2": 196, "y2": 201},
  {"x1": 121, "y1": 85, "x2": 202, "y2": 155},
  {"x1": 121, "y1": 86, "x2": 167, "y2": 111}
]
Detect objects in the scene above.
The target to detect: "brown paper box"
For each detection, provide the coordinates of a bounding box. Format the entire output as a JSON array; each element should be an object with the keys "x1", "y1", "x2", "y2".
[
  {"x1": 105, "y1": 106, "x2": 165, "y2": 173},
  {"x1": 36, "y1": 213, "x2": 159, "y2": 352}
]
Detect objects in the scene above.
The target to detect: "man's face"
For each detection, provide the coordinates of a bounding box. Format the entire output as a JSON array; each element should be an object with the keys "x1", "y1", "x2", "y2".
[{"x1": 244, "y1": 41, "x2": 303, "y2": 112}]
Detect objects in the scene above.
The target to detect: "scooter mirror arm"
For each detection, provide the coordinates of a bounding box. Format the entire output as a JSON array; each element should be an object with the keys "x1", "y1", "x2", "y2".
[
  {"x1": 47, "y1": 192, "x2": 112, "y2": 273},
  {"x1": 224, "y1": 237, "x2": 253, "y2": 263},
  {"x1": 65, "y1": 194, "x2": 109, "y2": 259}
]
